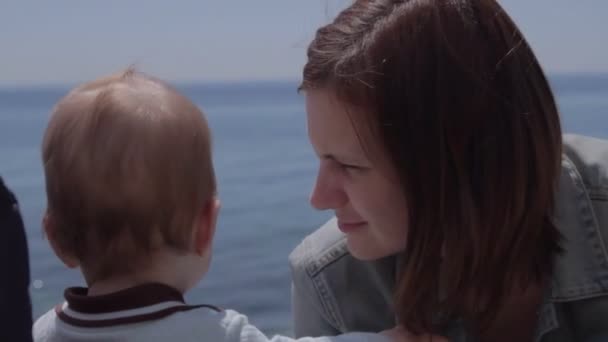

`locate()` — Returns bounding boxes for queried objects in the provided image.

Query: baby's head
[41,68,219,291]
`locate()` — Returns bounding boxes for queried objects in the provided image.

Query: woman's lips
[337,220,367,233]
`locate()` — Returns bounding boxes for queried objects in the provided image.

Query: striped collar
[56,282,220,328]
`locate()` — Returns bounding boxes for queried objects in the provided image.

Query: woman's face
[306,89,409,260]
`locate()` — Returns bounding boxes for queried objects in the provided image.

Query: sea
[0,74,607,336]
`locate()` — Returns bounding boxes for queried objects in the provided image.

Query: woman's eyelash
[338,162,363,170]
[322,157,366,171]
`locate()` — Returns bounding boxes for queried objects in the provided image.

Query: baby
[32,69,407,342]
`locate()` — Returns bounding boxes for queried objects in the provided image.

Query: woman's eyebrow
[321,153,368,165]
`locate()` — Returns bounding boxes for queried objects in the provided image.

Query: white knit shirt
[33,283,389,342]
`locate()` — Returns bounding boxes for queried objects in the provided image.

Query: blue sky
[1,0,607,86]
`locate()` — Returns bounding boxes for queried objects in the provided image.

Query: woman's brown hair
[300,0,563,336]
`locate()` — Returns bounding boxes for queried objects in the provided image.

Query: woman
[289,0,608,341]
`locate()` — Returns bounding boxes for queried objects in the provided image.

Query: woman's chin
[346,235,388,261]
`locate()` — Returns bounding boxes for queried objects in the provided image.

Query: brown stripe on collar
[56,283,222,328]
[63,282,186,314]
[55,303,221,328]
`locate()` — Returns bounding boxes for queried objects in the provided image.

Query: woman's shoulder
[289,217,396,285]
[559,133,608,250]
[563,133,608,197]
[289,218,397,333]
[550,134,608,303]
[289,217,349,278]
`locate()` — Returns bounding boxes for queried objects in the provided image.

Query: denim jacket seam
[589,189,608,201]
[551,290,608,302]
[299,238,349,331]
[304,239,349,278]
[563,156,608,274]
[534,155,608,341]
[311,272,345,331]
[534,302,559,342]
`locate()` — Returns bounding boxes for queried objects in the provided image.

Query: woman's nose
[309,165,347,210]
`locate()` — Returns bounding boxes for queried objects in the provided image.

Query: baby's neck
[85,250,207,297]
[87,273,180,297]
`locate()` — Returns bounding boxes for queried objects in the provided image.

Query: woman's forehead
[306,91,361,139]
[306,90,385,161]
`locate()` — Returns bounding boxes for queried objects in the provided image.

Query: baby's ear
[193,197,220,256]
[43,211,80,268]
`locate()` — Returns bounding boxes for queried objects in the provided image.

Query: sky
[1,0,607,86]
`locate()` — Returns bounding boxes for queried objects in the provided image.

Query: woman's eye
[338,162,363,172]
[323,158,367,173]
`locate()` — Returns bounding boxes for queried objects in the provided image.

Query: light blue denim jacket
[289,134,608,342]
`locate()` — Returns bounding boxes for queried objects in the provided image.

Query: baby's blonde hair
[42,68,216,281]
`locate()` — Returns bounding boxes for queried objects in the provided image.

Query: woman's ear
[193,198,221,256]
[43,211,80,268]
